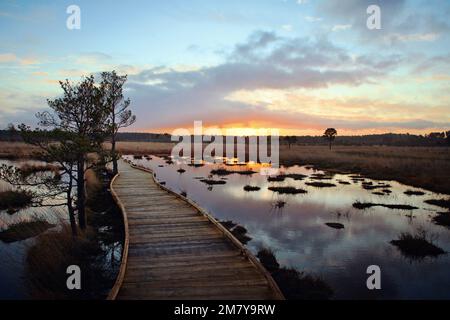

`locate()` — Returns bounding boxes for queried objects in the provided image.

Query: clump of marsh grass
[25,224,112,299]
[268,186,307,195]
[200,179,227,186]
[243,185,261,192]
[404,190,425,196]
[267,175,286,182]
[219,220,252,244]
[256,248,280,272]
[210,168,257,176]
[361,182,392,190]
[424,199,450,210]
[432,212,450,229]
[257,248,333,300]
[188,163,204,168]
[305,182,337,188]
[285,173,307,181]
[325,222,344,229]
[309,173,334,180]
[0,217,55,243]
[390,229,446,259]
[0,190,33,213]
[353,201,417,210]
[177,168,186,174]
[133,155,143,160]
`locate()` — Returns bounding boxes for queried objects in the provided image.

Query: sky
[1,0,450,136]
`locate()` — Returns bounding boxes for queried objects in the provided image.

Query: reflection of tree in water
[24,168,123,299]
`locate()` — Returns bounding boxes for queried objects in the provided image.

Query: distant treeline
[1,129,449,147]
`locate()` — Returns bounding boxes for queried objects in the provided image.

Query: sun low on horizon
[1,0,450,136]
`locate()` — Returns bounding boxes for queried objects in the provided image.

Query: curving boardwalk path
[111,160,283,300]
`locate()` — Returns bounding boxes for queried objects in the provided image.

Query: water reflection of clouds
[132,156,450,299]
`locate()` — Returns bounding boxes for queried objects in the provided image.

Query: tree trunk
[77,157,87,230]
[329,140,332,150]
[67,172,78,237]
[68,203,78,237]
[112,135,118,175]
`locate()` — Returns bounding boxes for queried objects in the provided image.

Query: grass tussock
[353,201,418,210]
[424,199,450,210]
[0,218,55,243]
[404,190,425,196]
[325,222,344,229]
[267,175,286,182]
[309,173,334,180]
[433,212,450,228]
[256,248,280,272]
[390,230,446,259]
[361,182,392,190]
[257,248,333,300]
[305,182,337,188]
[268,186,307,195]
[219,220,252,244]
[243,185,261,192]
[0,190,33,212]
[210,168,257,176]
[285,173,308,180]
[25,225,113,299]
[200,179,227,186]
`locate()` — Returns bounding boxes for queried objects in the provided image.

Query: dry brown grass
[0,142,41,159]
[104,141,174,156]
[2,141,449,194]
[280,145,450,194]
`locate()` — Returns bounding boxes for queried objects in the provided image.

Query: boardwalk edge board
[107,172,130,300]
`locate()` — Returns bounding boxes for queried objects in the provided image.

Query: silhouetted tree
[100,71,136,175]
[285,136,297,149]
[7,123,16,141]
[33,76,109,231]
[323,128,337,150]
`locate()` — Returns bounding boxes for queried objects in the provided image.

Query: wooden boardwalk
[110,160,283,300]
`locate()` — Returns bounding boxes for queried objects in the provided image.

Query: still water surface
[128,155,450,299]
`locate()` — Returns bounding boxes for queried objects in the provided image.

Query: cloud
[121,31,411,132]
[384,32,439,43]
[317,0,450,45]
[281,24,293,32]
[72,52,112,65]
[305,16,322,22]
[0,53,39,66]
[332,24,352,32]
